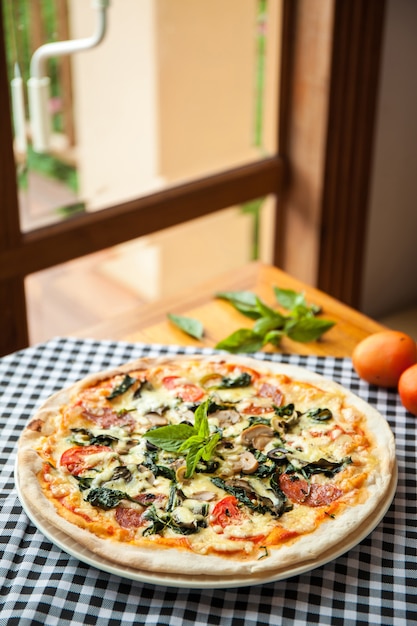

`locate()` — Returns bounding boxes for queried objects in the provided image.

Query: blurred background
[2,0,417,343]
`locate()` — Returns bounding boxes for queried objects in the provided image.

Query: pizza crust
[17,355,396,576]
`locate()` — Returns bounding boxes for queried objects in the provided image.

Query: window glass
[4,0,280,230]
[25,197,275,343]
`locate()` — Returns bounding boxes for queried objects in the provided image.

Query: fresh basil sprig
[214,287,335,353]
[143,399,221,478]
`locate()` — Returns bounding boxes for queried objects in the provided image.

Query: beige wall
[155,0,259,182]
[361,0,417,318]
[70,0,162,210]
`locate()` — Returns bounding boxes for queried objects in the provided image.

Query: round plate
[15,461,397,589]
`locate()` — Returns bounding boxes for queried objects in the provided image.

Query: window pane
[25,197,276,344]
[4,0,281,230]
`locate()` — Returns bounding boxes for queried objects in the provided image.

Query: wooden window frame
[0,0,386,357]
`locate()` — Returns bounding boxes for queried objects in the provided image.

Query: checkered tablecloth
[1,337,416,626]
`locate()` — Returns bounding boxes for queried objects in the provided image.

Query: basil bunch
[214,287,335,353]
[167,286,335,354]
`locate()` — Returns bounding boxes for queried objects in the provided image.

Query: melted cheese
[35,358,378,559]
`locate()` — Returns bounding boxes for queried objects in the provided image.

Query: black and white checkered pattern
[1,337,416,625]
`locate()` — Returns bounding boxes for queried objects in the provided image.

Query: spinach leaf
[299,456,352,478]
[85,487,128,510]
[142,450,176,481]
[217,372,252,388]
[305,408,333,421]
[210,477,271,515]
[142,505,202,536]
[106,374,136,400]
[74,476,94,491]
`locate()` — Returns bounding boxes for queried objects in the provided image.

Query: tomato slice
[60,445,112,476]
[210,496,242,528]
[162,376,205,402]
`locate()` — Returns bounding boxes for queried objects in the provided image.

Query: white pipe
[29,0,110,152]
[11,64,27,154]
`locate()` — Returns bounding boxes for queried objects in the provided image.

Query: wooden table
[76,262,385,357]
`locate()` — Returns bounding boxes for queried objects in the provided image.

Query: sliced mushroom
[192,491,217,502]
[237,450,259,474]
[240,424,274,450]
[212,408,240,426]
[146,412,169,426]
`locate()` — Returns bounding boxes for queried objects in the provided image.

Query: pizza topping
[162,376,205,403]
[210,495,242,530]
[26,356,391,565]
[240,424,275,450]
[257,382,283,405]
[115,506,145,529]
[278,474,343,507]
[60,445,113,476]
[210,407,240,426]
[235,450,259,474]
[81,405,136,430]
[106,374,136,400]
[305,407,333,422]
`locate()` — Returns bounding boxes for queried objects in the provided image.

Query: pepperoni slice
[115,506,145,529]
[81,405,136,430]
[60,445,112,476]
[257,383,283,405]
[240,403,272,415]
[279,473,343,507]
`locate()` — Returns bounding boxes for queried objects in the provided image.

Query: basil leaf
[274,287,306,310]
[285,317,335,342]
[106,374,136,400]
[215,291,261,319]
[178,434,205,452]
[254,296,278,318]
[194,398,210,437]
[262,330,284,347]
[253,314,285,336]
[185,442,205,478]
[143,423,196,451]
[200,432,221,461]
[215,329,264,354]
[167,313,204,340]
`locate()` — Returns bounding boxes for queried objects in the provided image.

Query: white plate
[15,462,397,589]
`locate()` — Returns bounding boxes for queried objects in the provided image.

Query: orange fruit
[398,363,417,416]
[352,330,417,388]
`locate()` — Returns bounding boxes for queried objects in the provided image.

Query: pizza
[17,354,396,577]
